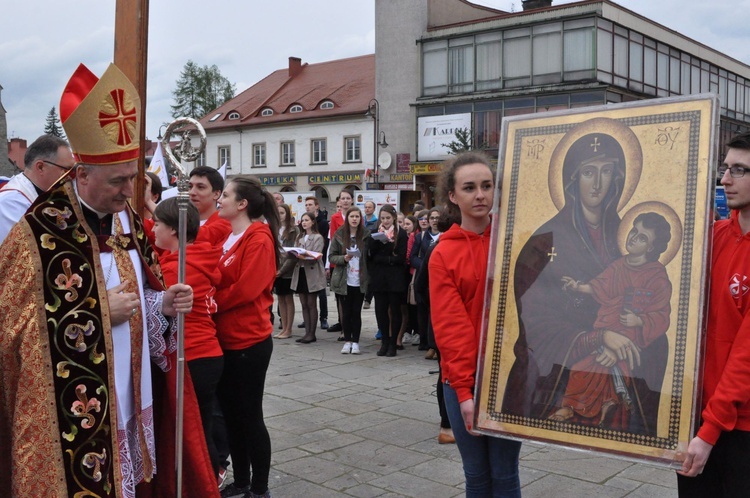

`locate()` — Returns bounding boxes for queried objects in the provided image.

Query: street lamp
[157,124,168,141]
[365,98,387,189]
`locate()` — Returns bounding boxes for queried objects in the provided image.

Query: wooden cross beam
[114,0,149,215]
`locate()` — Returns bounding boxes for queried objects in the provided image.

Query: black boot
[376,338,388,356]
[386,333,397,357]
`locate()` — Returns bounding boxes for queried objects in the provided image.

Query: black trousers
[317,288,328,320]
[374,291,404,344]
[341,286,365,343]
[187,355,224,475]
[217,336,273,494]
[677,429,750,497]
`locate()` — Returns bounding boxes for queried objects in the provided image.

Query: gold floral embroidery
[54,258,83,301]
[45,293,61,312]
[64,320,95,352]
[82,448,107,482]
[62,425,78,442]
[90,343,105,364]
[150,261,162,280]
[40,233,56,250]
[73,225,88,242]
[70,384,102,430]
[106,233,130,250]
[41,206,72,229]
[56,361,70,378]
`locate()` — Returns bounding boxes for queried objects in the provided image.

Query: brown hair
[378,203,400,243]
[154,197,200,243]
[299,211,320,235]
[277,203,295,234]
[227,175,282,266]
[436,151,494,227]
[343,206,365,249]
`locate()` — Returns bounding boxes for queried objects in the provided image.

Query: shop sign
[308,173,362,184]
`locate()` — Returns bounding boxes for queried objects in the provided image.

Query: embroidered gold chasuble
[0,177,167,497]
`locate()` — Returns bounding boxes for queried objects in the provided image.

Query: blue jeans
[444,383,522,498]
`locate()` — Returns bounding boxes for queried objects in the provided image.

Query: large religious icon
[474,94,718,467]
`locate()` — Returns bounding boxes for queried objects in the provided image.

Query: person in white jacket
[0,134,74,244]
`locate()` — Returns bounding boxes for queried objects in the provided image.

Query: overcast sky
[2,0,749,143]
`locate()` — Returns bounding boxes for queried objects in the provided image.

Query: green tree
[44,107,66,139]
[442,127,485,154]
[170,61,236,119]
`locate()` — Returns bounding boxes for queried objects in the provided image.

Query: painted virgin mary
[502,119,666,436]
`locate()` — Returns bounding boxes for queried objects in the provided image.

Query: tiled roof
[199,54,374,131]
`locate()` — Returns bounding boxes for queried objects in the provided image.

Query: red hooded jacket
[215,222,277,350]
[429,223,491,403]
[197,210,232,247]
[159,241,223,361]
[698,212,750,444]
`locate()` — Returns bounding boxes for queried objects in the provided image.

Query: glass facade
[419,14,750,157]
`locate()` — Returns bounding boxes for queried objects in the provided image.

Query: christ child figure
[551,212,672,430]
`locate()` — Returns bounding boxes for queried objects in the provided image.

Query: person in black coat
[368,204,408,357]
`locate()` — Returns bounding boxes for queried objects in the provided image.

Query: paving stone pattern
[221,300,678,497]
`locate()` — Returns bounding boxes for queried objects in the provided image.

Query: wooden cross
[114,0,149,216]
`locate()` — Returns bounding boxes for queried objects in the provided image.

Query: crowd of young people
[139,151,512,497]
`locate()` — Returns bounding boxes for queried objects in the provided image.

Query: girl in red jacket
[214,176,281,498]
[152,198,224,478]
[429,152,521,497]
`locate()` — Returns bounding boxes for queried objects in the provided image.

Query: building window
[504,28,532,88]
[345,136,361,162]
[289,104,303,113]
[448,37,474,93]
[253,143,266,168]
[311,139,327,164]
[281,141,295,165]
[261,108,273,116]
[197,151,205,167]
[423,40,448,96]
[476,33,502,91]
[218,146,230,168]
[320,101,334,109]
[228,111,240,120]
[209,113,222,122]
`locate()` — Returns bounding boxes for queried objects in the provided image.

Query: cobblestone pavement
[223,300,679,497]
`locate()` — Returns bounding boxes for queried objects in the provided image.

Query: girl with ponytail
[213,175,279,498]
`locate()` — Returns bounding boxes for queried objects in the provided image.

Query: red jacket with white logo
[215,222,277,350]
[159,241,223,361]
[699,212,750,444]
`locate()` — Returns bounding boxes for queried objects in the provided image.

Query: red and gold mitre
[60,63,141,165]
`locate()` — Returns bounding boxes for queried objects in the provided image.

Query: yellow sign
[388,174,413,182]
[409,163,443,175]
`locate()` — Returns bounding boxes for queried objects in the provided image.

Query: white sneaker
[411,333,420,345]
[341,342,352,354]
[351,343,361,354]
[402,333,413,345]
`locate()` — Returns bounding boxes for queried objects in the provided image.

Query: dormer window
[320,101,334,110]
[289,104,303,113]
[228,111,240,120]
[261,108,273,116]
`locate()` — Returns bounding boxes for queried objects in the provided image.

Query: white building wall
[204,116,375,205]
